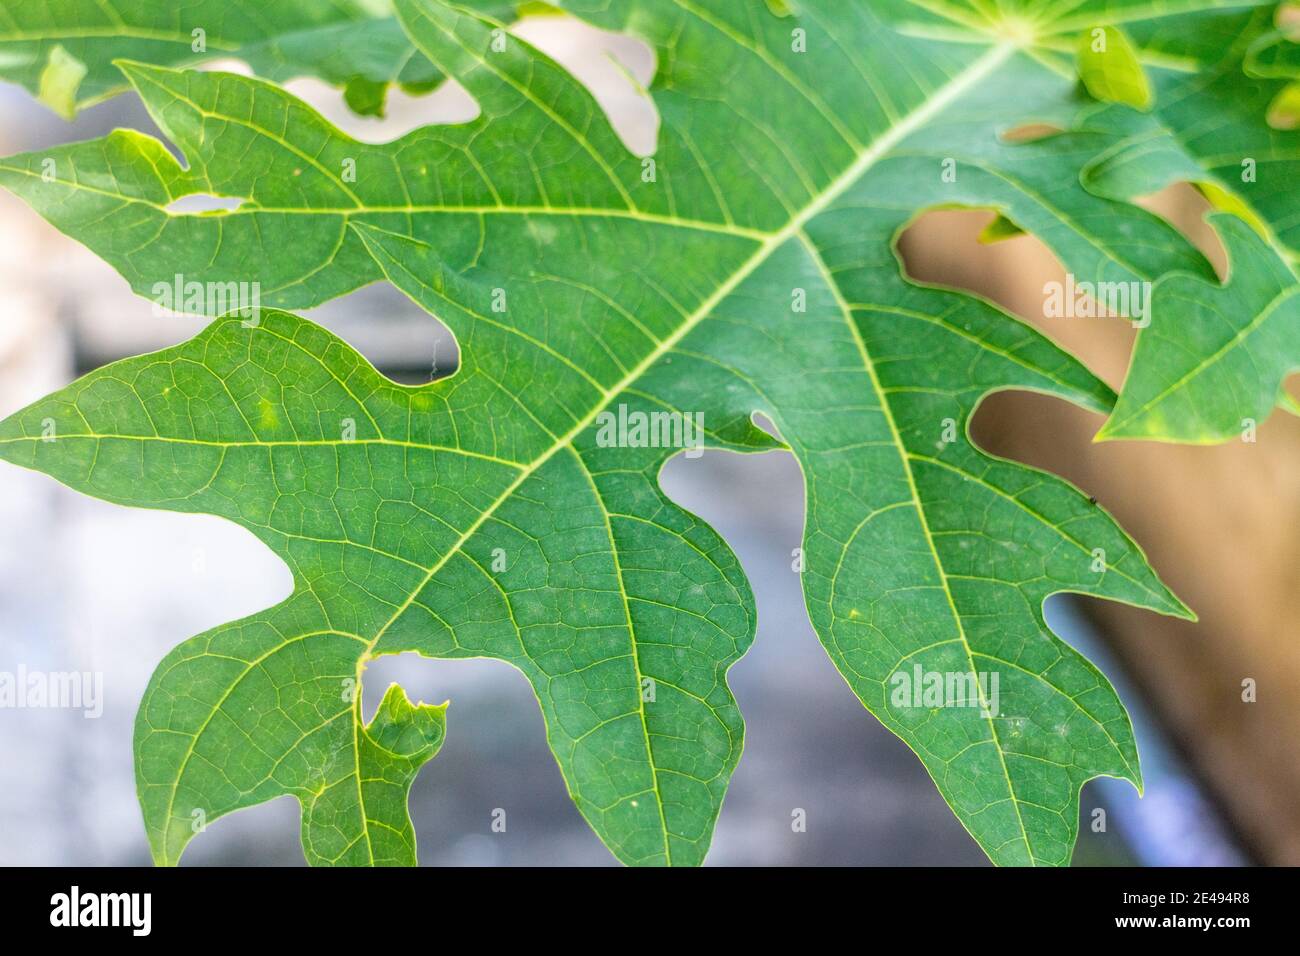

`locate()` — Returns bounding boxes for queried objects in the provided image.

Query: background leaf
[1074,6,1300,438]
[0,0,516,118]
[1076,25,1151,109]
[1098,213,1300,441]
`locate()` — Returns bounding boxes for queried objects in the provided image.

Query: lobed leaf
[1,0,1260,865]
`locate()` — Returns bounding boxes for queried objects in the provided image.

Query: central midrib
[363,40,1015,648]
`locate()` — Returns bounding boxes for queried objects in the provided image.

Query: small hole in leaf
[513,10,660,156]
[1278,2,1300,34]
[999,122,1063,144]
[197,57,481,145]
[163,193,245,215]
[284,75,480,143]
[302,284,460,386]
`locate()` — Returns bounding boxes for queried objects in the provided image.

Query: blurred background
[0,12,1296,867]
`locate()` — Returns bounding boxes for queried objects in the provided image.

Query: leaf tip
[1146,576,1197,622]
[1091,421,1119,443]
[111,57,160,83]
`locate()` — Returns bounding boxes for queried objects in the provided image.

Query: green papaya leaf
[0,0,1233,866]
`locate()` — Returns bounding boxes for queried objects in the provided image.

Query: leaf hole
[748,411,785,445]
[197,57,481,145]
[1279,2,1300,34]
[300,283,460,386]
[285,75,481,144]
[177,795,304,865]
[163,193,245,215]
[513,10,660,157]
[999,122,1063,144]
